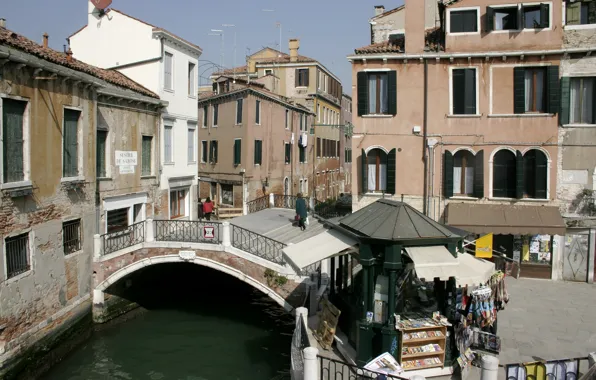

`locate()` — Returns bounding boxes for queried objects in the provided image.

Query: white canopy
[456,252,495,287]
[282,229,358,271]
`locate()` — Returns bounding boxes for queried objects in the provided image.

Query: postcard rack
[398,324,447,371]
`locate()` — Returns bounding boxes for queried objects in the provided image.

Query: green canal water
[41,263,295,380]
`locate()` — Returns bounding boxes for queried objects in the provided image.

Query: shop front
[446,203,567,280]
[284,199,505,378]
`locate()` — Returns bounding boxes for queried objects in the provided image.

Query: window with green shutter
[254,140,262,165]
[97,130,107,178]
[449,9,479,33]
[492,150,517,198]
[452,68,477,115]
[299,145,306,163]
[523,149,548,199]
[63,109,80,178]
[255,99,261,124]
[486,6,518,31]
[566,1,596,26]
[513,67,559,114]
[201,140,207,163]
[142,136,152,176]
[386,148,396,195]
[209,140,218,163]
[474,150,484,198]
[566,77,596,124]
[234,139,241,166]
[356,71,397,116]
[522,4,550,29]
[2,98,26,183]
[285,143,291,164]
[236,99,243,125]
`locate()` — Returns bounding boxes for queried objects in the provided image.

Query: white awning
[456,252,495,288]
[405,246,460,281]
[283,229,358,271]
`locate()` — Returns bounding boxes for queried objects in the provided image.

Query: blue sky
[2,0,403,92]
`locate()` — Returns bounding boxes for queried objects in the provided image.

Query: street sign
[203,226,215,239]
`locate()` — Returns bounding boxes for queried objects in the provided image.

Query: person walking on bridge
[295,193,307,231]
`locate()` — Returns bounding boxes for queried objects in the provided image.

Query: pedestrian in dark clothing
[203,197,214,221]
[198,198,204,221]
[295,193,308,231]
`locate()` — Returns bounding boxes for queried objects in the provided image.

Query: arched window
[453,150,475,196]
[523,149,547,199]
[367,149,387,192]
[493,150,517,198]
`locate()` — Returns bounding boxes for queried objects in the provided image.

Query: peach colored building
[197,77,315,213]
[348,0,596,280]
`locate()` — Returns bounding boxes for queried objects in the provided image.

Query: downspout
[422,59,429,216]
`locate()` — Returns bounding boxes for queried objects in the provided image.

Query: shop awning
[447,203,566,236]
[456,253,495,288]
[404,246,459,281]
[282,229,358,271]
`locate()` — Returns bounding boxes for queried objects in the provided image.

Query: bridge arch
[96,255,294,312]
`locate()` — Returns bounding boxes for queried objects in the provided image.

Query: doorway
[563,231,590,282]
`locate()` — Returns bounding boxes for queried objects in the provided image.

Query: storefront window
[513,235,553,265]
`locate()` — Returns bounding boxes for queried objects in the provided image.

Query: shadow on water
[42,263,294,380]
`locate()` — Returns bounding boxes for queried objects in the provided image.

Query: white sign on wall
[115,151,137,175]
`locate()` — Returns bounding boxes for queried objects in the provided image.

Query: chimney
[289,39,300,63]
[43,33,49,48]
[0,18,5,28]
[374,5,385,16]
[404,0,425,53]
[66,48,73,63]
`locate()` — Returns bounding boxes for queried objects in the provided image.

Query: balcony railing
[154,219,222,244]
[230,224,286,265]
[247,195,269,214]
[101,221,145,255]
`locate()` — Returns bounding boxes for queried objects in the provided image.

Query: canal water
[41,263,295,380]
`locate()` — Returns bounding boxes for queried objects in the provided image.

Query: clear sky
[1,0,403,94]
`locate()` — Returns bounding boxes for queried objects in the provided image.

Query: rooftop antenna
[89,0,112,15]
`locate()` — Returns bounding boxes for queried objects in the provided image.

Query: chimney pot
[0,18,5,28]
[289,38,300,63]
[374,5,385,16]
[43,33,49,48]
[66,48,73,63]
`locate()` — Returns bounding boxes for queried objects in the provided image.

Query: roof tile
[354,27,444,55]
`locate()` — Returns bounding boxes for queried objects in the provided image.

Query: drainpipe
[427,138,438,220]
[422,59,429,216]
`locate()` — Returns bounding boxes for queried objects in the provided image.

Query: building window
[234,139,242,166]
[213,104,219,127]
[236,98,243,125]
[188,62,196,96]
[296,68,309,87]
[303,179,308,195]
[63,219,82,255]
[356,71,397,116]
[209,140,218,164]
[170,189,187,219]
[451,68,477,115]
[566,1,596,26]
[97,130,107,178]
[201,140,208,163]
[453,150,475,196]
[523,149,548,199]
[317,104,320,122]
[299,114,304,131]
[265,69,273,75]
[570,77,595,124]
[256,99,261,124]
[5,233,30,279]
[486,6,518,31]
[493,150,517,198]
[336,141,340,158]
[299,145,306,163]
[523,4,549,29]
[254,140,262,165]
[285,143,291,164]
[164,125,173,163]
[316,137,321,157]
[202,106,208,127]
[221,184,234,206]
[2,99,27,183]
[285,109,290,129]
[142,135,152,176]
[107,208,128,233]
[364,149,388,192]
[164,51,173,91]
[514,66,559,114]
[187,127,196,163]
[449,9,479,33]
[63,108,80,178]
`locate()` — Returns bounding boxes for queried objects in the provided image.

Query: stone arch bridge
[92,206,326,323]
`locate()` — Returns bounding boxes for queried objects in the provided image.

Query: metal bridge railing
[154,220,222,244]
[247,195,269,214]
[230,224,286,265]
[505,357,590,380]
[318,356,408,380]
[101,221,146,255]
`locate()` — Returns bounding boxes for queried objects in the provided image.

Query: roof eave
[152,29,202,56]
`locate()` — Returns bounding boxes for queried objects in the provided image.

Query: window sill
[363,192,388,197]
[1,180,33,190]
[141,175,156,179]
[65,249,84,258]
[362,114,393,118]
[450,196,479,200]
[97,177,112,182]
[520,198,550,203]
[447,114,482,118]
[5,270,32,284]
[235,124,242,126]
[562,123,596,128]
[213,125,218,128]
[488,113,554,118]
[565,24,596,30]
[188,161,197,165]
[201,126,207,129]
[447,31,480,36]
[61,176,85,184]
[163,162,175,166]
[164,88,174,94]
[188,95,197,99]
